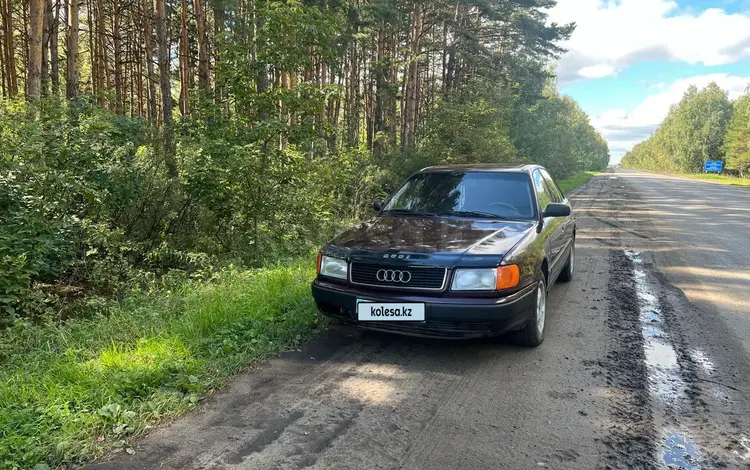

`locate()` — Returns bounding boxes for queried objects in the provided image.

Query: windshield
[383,171,536,220]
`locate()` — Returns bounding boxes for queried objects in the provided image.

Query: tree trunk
[86,0,95,96]
[318,58,326,136]
[373,23,388,154]
[94,0,106,104]
[113,0,123,114]
[127,29,133,116]
[134,13,143,116]
[0,34,5,97]
[155,0,178,178]
[445,4,460,91]
[49,0,59,95]
[22,0,29,91]
[1,0,18,96]
[213,3,224,103]
[365,48,374,150]
[441,22,447,92]
[0,29,4,96]
[255,8,269,96]
[27,0,44,101]
[347,41,359,147]
[178,0,189,115]
[333,68,342,146]
[142,0,156,121]
[387,31,396,146]
[96,0,108,105]
[41,0,51,95]
[194,0,209,92]
[403,3,423,148]
[65,0,77,99]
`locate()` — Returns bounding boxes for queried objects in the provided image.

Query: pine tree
[28,0,45,101]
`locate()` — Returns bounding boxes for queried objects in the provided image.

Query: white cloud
[592,73,750,162]
[549,0,750,84]
[578,64,617,79]
[647,82,666,91]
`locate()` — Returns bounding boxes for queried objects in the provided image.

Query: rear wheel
[557,241,575,283]
[514,278,547,347]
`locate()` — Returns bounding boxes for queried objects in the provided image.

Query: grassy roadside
[680,173,750,187]
[620,166,750,188]
[0,261,321,469]
[558,171,599,194]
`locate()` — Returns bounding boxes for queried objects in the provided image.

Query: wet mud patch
[620,248,750,469]
[652,274,750,468]
[602,249,656,469]
[623,250,712,469]
[660,430,701,469]
[654,296,704,411]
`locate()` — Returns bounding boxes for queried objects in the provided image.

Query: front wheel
[514,278,547,347]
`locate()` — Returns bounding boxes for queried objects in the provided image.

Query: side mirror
[373,200,385,212]
[543,203,571,218]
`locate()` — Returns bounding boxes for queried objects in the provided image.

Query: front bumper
[311,279,537,339]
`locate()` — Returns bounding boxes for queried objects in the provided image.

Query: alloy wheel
[536,281,547,336]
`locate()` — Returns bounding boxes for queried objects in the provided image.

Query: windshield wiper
[448,210,509,220]
[382,208,439,217]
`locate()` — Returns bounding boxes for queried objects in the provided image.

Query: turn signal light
[496,265,520,290]
[316,252,323,274]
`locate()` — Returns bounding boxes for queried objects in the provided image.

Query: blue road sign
[704,160,723,173]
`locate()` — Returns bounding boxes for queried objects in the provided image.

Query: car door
[540,169,575,265]
[532,170,567,280]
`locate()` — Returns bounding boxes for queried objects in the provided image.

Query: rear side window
[540,169,564,203]
[533,170,555,211]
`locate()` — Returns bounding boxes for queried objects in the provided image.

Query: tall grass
[558,171,599,194]
[0,262,321,469]
[682,173,750,187]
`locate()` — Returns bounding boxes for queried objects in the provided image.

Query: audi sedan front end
[311,164,575,346]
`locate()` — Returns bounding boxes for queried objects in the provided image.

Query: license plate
[356,300,425,321]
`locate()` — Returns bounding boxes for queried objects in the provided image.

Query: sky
[548,0,750,163]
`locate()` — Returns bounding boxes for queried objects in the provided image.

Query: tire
[514,277,547,347]
[557,241,575,283]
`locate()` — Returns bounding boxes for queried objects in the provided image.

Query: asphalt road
[613,169,750,355]
[90,170,750,470]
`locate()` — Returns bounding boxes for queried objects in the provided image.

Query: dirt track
[89,171,750,470]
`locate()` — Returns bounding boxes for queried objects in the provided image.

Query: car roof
[419,163,542,174]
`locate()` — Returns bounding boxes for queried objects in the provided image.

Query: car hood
[329,216,535,257]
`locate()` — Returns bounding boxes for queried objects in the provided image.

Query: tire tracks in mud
[602,249,656,469]
[580,176,656,469]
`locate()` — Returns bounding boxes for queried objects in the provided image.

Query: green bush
[0,98,377,323]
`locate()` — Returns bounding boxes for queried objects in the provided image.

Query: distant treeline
[622,83,750,176]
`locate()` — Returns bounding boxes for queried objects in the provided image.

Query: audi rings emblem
[376,269,412,283]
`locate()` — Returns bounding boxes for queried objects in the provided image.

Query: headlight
[451,269,497,291]
[451,265,520,291]
[319,255,348,280]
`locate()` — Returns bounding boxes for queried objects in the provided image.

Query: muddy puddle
[661,430,701,469]
[624,250,704,468]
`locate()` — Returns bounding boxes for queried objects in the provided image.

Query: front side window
[533,170,554,212]
[540,169,564,203]
[383,172,536,220]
